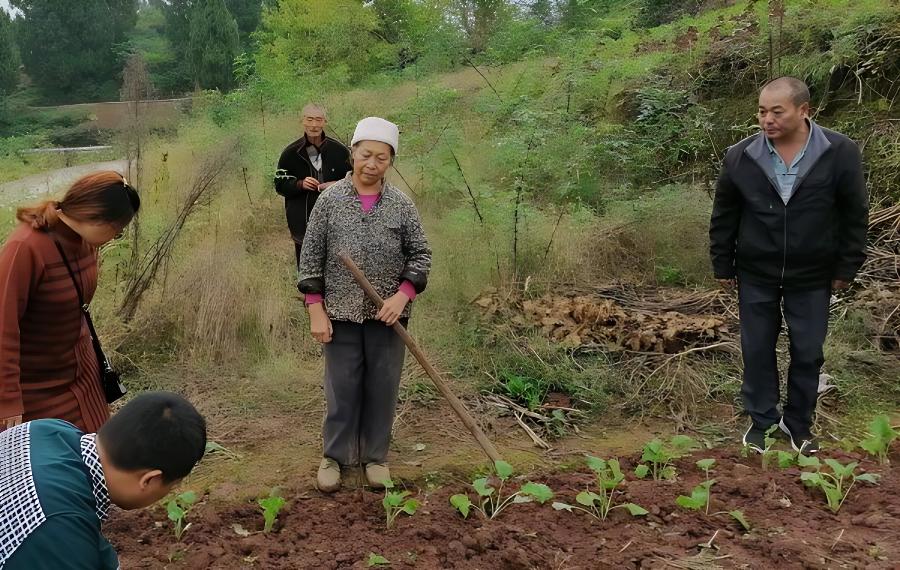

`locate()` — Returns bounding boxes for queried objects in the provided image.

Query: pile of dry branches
[853,204,900,350]
[475,286,735,355]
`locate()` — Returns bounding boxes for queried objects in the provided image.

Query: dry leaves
[476,292,730,354]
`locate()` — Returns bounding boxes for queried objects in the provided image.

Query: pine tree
[0,9,19,95]
[224,0,262,47]
[187,0,240,90]
[10,0,138,101]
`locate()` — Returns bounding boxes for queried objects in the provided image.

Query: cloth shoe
[742,423,769,454]
[316,458,341,493]
[779,418,819,454]
[365,463,391,489]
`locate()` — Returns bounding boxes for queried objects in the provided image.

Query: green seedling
[860,415,899,465]
[775,450,796,469]
[258,489,286,533]
[382,479,419,528]
[757,426,780,471]
[450,460,553,520]
[552,456,647,520]
[728,509,751,531]
[167,491,198,541]
[676,458,717,514]
[798,455,880,513]
[367,553,390,567]
[634,435,698,480]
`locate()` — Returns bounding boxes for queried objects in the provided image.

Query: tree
[255,0,390,85]
[224,0,262,46]
[451,0,510,52]
[187,0,240,90]
[10,0,138,102]
[370,0,464,70]
[528,0,553,26]
[163,0,192,56]
[0,9,19,95]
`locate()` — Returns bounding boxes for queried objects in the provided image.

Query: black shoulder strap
[52,239,109,369]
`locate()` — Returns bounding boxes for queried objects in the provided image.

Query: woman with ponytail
[0,171,140,432]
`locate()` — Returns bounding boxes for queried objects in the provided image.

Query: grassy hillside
[2,0,898,482]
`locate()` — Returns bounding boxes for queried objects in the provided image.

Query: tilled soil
[106,447,899,569]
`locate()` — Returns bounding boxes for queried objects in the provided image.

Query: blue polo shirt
[765,122,812,204]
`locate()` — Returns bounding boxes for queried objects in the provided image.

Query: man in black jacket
[274,103,351,269]
[709,77,868,454]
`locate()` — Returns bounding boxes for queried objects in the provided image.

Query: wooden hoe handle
[338,252,502,463]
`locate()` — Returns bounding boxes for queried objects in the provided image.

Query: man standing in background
[274,103,351,270]
[709,77,868,455]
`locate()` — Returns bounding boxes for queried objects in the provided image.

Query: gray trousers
[322,319,407,465]
[738,282,830,436]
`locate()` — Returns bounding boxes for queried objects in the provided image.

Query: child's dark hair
[98,391,207,483]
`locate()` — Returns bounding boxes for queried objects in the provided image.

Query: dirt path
[0,159,129,207]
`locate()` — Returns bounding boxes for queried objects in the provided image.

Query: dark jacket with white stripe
[709,125,868,289]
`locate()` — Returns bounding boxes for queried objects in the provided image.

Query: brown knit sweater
[0,223,107,432]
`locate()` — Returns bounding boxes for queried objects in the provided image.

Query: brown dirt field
[106,446,898,569]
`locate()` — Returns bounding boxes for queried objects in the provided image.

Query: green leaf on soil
[552,502,574,511]
[367,553,390,567]
[166,501,184,522]
[624,503,649,516]
[671,435,697,451]
[729,510,751,531]
[776,451,796,468]
[797,454,821,469]
[402,499,419,515]
[520,482,554,504]
[696,458,716,471]
[855,473,881,484]
[494,460,514,480]
[450,494,472,518]
[576,491,600,507]
[634,464,650,479]
[585,455,606,473]
[473,478,495,497]
[676,484,709,511]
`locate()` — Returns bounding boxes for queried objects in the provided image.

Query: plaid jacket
[298,175,432,323]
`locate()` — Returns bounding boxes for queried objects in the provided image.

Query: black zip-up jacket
[274,134,351,241]
[709,126,868,289]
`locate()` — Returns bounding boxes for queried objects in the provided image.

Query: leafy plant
[450,460,553,520]
[729,509,751,531]
[382,479,419,528]
[167,491,198,541]
[634,435,698,480]
[258,490,286,533]
[798,455,880,513]
[745,426,781,471]
[367,552,390,567]
[552,456,647,520]
[500,371,544,410]
[676,459,716,514]
[860,415,899,465]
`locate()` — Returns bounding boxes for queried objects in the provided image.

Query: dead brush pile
[474,285,741,430]
[475,286,735,355]
[853,204,900,351]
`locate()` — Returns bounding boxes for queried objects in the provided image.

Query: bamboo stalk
[338,252,502,463]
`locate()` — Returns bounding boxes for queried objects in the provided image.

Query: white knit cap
[351,117,399,155]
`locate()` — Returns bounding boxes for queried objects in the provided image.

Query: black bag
[53,239,127,404]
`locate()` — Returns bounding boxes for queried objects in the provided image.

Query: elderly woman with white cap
[298,117,432,493]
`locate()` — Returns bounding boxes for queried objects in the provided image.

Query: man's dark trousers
[739,281,830,436]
